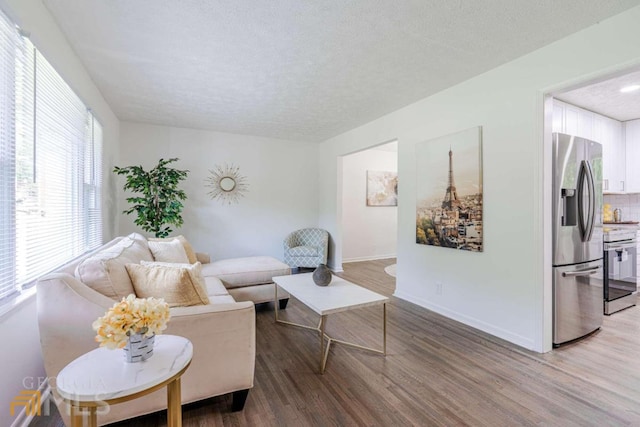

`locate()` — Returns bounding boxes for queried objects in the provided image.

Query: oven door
[604,240,637,302]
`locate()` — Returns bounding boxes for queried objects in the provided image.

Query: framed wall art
[205,163,249,205]
[366,170,398,206]
[415,126,483,252]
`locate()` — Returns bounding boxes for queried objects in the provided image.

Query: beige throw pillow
[125,262,210,307]
[148,238,190,263]
[149,235,198,264]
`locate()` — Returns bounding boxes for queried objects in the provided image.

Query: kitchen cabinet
[553,100,593,139]
[553,99,625,192]
[596,115,625,192]
[563,103,593,139]
[624,120,640,193]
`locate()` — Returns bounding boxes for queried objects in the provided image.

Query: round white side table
[56,335,192,427]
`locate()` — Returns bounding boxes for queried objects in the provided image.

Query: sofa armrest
[38,272,256,426]
[165,301,256,394]
[37,273,119,380]
[196,252,211,264]
[283,232,296,250]
[319,231,329,263]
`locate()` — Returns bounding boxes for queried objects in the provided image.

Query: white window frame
[0,7,103,309]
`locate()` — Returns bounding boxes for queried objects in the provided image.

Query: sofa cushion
[126,262,210,307]
[228,283,290,305]
[208,294,236,304]
[75,236,154,300]
[149,235,198,264]
[202,256,291,289]
[148,238,190,263]
[204,276,230,297]
[287,245,318,256]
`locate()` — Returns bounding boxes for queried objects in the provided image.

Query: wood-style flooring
[31,258,640,426]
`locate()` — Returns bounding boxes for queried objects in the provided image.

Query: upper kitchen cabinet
[553,99,625,192]
[596,115,625,192]
[624,120,640,193]
[563,102,593,139]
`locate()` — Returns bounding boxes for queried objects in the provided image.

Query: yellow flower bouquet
[92,294,170,350]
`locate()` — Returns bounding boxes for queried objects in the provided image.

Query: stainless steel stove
[603,227,637,315]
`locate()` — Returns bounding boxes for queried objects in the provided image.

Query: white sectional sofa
[36,233,290,426]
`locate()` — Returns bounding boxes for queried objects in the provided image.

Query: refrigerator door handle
[562,266,600,277]
[577,160,595,242]
[585,160,596,242]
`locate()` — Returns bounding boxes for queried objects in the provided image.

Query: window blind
[16,51,89,285]
[0,10,18,300]
[85,114,103,250]
[0,6,103,301]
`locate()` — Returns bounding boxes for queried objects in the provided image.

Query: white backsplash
[604,194,640,222]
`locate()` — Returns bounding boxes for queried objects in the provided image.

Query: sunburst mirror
[205,164,249,204]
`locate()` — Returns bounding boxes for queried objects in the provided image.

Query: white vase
[123,333,155,363]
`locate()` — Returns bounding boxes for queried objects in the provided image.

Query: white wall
[318,6,640,353]
[0,297,45,427]
[342,148,397,262]
[118,122,319,261]
[0,2,120,425]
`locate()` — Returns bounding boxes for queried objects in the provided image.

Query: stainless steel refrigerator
[552,133,603,346]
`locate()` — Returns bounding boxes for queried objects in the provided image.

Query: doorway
[544,66,640,349]
[340,141,398,275]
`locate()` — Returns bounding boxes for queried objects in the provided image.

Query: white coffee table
[273,273,389,374]
[56,335,192,427]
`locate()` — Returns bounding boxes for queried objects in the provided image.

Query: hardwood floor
[32,258,640,426]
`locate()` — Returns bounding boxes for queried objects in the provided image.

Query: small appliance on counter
[613,208,622,223]
[552,133,603,346]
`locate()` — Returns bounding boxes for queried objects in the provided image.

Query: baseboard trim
[393,289,537,352]
[328,265,344,273]
[11,379,50,427]
[342,254,396,263]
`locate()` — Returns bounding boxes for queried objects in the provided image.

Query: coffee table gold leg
[319,315,326,374]
[167,378,182,427]
[383,303,387,355]
[88,407,97,427]
[274,284,279,322]
[70,405,82,427]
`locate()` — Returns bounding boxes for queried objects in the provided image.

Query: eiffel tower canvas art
[416,127,483,252]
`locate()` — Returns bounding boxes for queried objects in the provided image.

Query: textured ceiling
[556,69,640,121]
[42,0,640,142]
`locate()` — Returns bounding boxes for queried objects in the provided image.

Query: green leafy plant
[114,158,189,238]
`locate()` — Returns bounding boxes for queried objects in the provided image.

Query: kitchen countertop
[603,221,639,225]
[601,225,638,241]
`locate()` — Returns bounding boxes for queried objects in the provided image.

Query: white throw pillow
[75,236,152,300]
[148,235,198,264]
[140,260,192,268]
[148,238,190,263]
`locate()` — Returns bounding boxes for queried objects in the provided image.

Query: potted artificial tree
[114,158,189,238]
